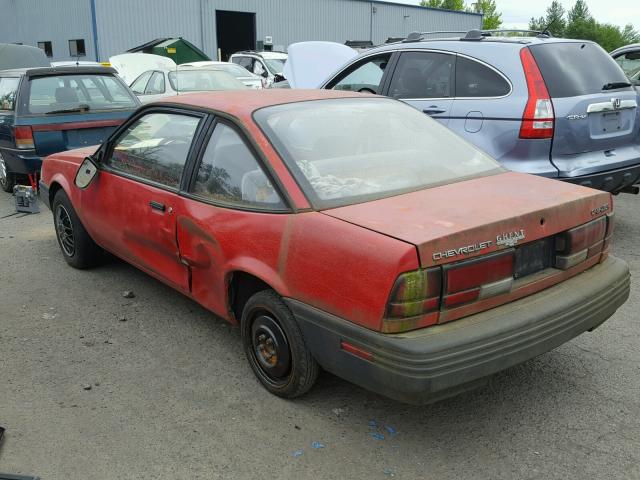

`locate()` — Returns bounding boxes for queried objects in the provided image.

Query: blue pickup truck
[0,66,139,192]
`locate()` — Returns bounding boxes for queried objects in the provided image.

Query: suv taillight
[14,126,35,150]
[519,47,554,139]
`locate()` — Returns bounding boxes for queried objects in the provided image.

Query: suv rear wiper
[602,82,632,90]
[46,104,91,115]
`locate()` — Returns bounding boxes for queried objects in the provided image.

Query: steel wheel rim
[250,313,292,385]
[0,154,7,187]
[55,204,75,257]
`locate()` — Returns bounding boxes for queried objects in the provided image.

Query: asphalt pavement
[0,189,638,480]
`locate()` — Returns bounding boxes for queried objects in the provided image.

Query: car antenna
[540,19,556,37]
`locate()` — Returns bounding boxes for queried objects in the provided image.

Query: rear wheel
[241,290,319,398]
[52,189,102,269]
[0,153,15,193]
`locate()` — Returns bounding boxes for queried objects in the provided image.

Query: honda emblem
[612,98,622,110]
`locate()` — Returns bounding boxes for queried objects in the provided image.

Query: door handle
[423,107,446,115]
[149,200,166,212]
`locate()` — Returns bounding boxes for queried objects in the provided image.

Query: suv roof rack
[401,29,552,43]
[233,50,287,56]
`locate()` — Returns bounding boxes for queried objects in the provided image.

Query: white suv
[230,51,287,87]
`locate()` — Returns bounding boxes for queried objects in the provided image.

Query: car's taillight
[555,216,607,269]
[603,213,615,252]
[443,250,514,308]
[382,268,441,333]
[519,47,554,139]
[14,126,35,150]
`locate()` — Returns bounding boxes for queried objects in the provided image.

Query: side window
[455,56,510,97]
[130,71,152,95]
[329,54,392,93]
[0,77,20,111]
[105,112,200,189]
[388,51,454,99]
[616,53,640,83]
[145,71,166,95]
[191,123,284,209]
[234,56,254,71]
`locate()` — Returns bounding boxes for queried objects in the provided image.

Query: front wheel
[241,290,319,398]
[52,189,102,269]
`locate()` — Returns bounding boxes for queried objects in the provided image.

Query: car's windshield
[264,58,286,75]
[615,52,640,84]
[210,63,255,78]
[168,70,246,92]
[255,98,502,208]
[25,73,137,114]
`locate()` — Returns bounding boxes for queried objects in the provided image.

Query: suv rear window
[529,42,631,98]
[0,77,20,110]
[23,73,137,114]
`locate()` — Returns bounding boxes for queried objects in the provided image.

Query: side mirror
[75,157,99,189]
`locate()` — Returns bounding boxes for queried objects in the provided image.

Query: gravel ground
[0,189,638,480]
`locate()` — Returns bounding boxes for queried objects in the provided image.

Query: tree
[474,0,502,29]
[621,24,640,44]
[420,0,465,10]
[567,0,591,23]
[529,1,566,36]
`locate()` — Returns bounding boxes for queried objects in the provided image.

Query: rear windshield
[0,77,20,111]
[168,70,246,92]
[529,42,632,98]
[24,73,137,115]
[254,98,502,209]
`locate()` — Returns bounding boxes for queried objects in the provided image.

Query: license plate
[602,111,621,133]
[514,237,554,279]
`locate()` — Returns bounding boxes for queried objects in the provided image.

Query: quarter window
[191,123,284,209]
[329,54,392,94]
[0,77,20,111]
[106,112,201,189]
[145,71,165,95]
[388,51,454,99]
[455,56,510,97]
[131,71,152,94]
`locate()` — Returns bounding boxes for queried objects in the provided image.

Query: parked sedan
[40,90,629,404]
[130,68,246,104]
[0,66,139,192]
[179,61,263,89]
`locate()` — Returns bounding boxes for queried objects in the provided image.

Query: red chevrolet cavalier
[40,90,630,404]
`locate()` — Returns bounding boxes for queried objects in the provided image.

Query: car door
[177,120,288,317]
[80,108,206,292]
[325,52,396,94]
[384,50,455,125]
[448,55,513,157]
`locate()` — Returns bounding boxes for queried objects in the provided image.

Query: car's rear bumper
[560,163,640,193]
[286,256,629,404]
[0,147,42,175]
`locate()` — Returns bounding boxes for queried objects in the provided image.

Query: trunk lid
[322,172,611,268]
[529,42,640,177]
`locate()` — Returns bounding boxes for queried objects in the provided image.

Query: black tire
[52,189,102,269]
[0,153,15,193]
[241,290,319,399]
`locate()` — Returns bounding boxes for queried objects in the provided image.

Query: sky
[384,0,639,30]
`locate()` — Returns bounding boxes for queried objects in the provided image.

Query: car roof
[610,43,640,56]
[158,89,371,117]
